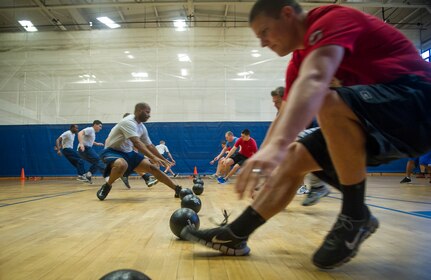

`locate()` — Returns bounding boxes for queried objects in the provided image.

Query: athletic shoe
[76,175,90,183]
[217,177,228,184]
[174,185,182,198]
[302,186,330,206]
[400,177,412,183]
[120,176,131,189]
[296,185,309,195]
[86,175,93,184]
[97,183,112,201]
[312,213,379,269]
[180,225,250,256]
[144,177,158,188]
[209,174,218,179]
[173,173,179,178]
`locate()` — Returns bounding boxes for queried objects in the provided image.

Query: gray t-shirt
[81,127,96,147]
[60,130,75,149]
[105,115,152,153]
[156,144,169,155]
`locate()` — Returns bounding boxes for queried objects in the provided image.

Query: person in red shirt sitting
[217,129,258,184]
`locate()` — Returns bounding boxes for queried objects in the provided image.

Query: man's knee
[318,90,356,123]
[112,158,128,171]
[284,142,319,176]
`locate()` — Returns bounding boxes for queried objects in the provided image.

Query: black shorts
[230,153,249,166]
[298,75,431,189]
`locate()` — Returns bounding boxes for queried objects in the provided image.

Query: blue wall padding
[0,122,409,177]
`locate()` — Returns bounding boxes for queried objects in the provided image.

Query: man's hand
[78,144,85,152]
[235,143,288,199]
[152,157,170,168]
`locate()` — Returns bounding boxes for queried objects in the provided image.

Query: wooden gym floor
[0,175,430,280]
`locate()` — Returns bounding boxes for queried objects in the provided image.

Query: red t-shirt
[283,5,431,100]
[234,137,258,158]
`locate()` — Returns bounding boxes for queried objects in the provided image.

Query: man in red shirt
[181,0,431,269]
[217,129,258,184]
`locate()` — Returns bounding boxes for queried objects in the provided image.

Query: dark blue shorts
[100,148,144,177]
[419,151,431,166]
[298,75,431,189]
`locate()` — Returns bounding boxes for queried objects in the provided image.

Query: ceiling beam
[32,0,67,30]
[2,1,430,11]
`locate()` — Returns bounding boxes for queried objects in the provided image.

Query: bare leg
[224,164,241,180]
[406,160,415,177]
[135,159,177,191]
[107,159,128,186]
[317,90,366,185]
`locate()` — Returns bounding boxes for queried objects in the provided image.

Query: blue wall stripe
[0,122,408,177]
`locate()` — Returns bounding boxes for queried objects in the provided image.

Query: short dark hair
[135,102,150,112]
[241,129,250,136]
[271,87,285,98]
[249,0,303,23]
[93,120,102,126]
[221,140,226,145]
[70,124,77,130]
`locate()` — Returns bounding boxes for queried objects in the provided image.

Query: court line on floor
[0,191,87,202]
[327,196,431,220]
[0,190,88,208]
[365,195,431,205]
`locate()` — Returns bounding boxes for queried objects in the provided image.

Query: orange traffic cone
[20,168,26,180]
[193,166,198,176]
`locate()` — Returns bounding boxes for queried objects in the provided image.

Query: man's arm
[223,146,238,161]
[167,152,175,163]
[269,45,344,147]
[150,144,171,167]
[77,130,85,151]
[55,137,62,156]
[129,137,167,167]
[215,146,228,161]
[236,45,345,197]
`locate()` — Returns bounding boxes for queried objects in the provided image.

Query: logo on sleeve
[309,30,323,46]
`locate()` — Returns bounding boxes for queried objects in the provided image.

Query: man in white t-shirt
[156,140,178,177]
[77,120,105,183]
[97,103,183,201]
[55,124,88,182]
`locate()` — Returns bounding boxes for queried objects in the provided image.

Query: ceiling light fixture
[96,17,120,29]
[174,19,187,31]
[18,20,37,32]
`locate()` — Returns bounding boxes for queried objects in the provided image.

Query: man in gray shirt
[97,102,182,200]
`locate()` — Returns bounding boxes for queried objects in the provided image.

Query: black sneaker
[174,185,182,198]
[97,183,112,201]
[144,177,158,188]
[302,185,330,206]
[180,225,250,256]
[312,213,379,269]
[173,173,179,178]
[120,176,131,189]
[400,177,411,183]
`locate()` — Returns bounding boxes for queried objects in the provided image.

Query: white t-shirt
[60,130,75,149]
[81,127,96,147]
[156,144,169,155]
[105,115,152,153]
